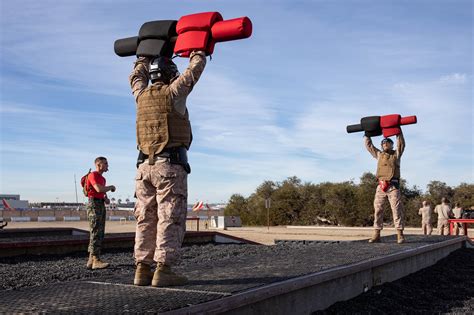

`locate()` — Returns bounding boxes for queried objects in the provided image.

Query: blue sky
[0,0,472,203]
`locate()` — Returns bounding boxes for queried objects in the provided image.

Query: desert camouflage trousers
[134,160,188,266]
[421,222,433,235]
[453,222,465,235]
[87,198,106,255]
[437,219,450,235]
[373,185,404,230]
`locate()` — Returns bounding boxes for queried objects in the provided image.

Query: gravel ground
[317,248,474,314]
[1,238,472,313]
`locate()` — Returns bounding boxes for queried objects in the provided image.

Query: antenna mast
[74,174,79,204]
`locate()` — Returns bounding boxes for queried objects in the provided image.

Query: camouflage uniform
[130,51,206,266]
[365,133,405,230]
[134,162,188,265]
[434,203,452,235]
[418,205,433,235]
[87,198,106,255]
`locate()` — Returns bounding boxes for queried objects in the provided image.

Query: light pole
[74,174,79,204]
[265,198,271,231]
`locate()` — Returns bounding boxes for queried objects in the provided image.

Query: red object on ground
[174,12,252,56]
[87,171,106,199]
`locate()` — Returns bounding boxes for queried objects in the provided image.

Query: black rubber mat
[0,235,460,313]
[0,281,226,313]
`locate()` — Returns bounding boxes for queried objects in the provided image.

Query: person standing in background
[418,200,433,235]
[452,202,464,235]
[434,198,453,235]
[85,156,116,269]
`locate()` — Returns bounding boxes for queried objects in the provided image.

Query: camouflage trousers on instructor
[373,185,404,230]
[87,198,106,255]
[134,160,188,266]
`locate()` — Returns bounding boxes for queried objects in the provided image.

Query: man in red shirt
[85,156,116,269]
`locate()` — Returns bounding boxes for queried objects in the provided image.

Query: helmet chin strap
[149,56,179,84]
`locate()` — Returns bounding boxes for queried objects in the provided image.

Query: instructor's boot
[397,230,405,244]
[91,255,109,270]
[152,263,188,287]
[134,263,153,286]
[86,253,93,270]
[368,230,381,243]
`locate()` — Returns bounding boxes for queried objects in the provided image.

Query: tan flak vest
[136,84,192,164]
[376,150,400,181]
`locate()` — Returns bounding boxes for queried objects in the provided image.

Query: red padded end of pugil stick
[382,127,402,137]
[174,31,209,55]
[400,115,417,125]
[211,17,253,42]
[380,114,401,128]
[176,12,223,34]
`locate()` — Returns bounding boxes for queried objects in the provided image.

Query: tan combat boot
[134,262,153,286]
[397,230,405,244]
[91,255,109,270]
[368,230,381,243]
[86,253,93,270]
[152,263,188,287]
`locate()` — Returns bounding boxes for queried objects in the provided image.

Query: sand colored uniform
[365,133,405,230]
[452,206,464,235]
[130,51,206,266]
[434,204,452,235]
[418,205,432,235]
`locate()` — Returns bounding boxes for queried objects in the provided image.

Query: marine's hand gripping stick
[114,12,252,58]
[346,114,417,137]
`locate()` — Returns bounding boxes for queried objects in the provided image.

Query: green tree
[452,183,474,209]
[354,172,377,226]
[298,183,324,225]
[315,182,355,226]
[399,181,422,226]
[224,194,247,216]
[271,177,303,225]
[225,174,469,228]
[426,181,454,205]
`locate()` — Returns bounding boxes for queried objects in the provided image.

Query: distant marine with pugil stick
[347,114,418,244]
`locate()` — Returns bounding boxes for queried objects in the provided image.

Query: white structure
[210,216,242,229]
[63,216,81,221]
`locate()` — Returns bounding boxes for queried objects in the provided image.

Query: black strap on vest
[136,147,191,174]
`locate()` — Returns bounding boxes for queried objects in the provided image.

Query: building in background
[37,202,83,210]
[0,194,29,210]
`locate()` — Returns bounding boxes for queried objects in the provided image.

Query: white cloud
[439,73,467,85]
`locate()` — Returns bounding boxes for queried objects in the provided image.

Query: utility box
[210,216,242,229]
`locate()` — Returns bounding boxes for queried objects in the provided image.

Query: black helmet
[149,56,179,84]
[381,138,394,146]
